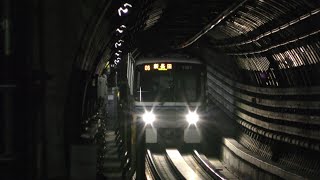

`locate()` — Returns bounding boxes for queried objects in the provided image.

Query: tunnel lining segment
[223,138,306,180]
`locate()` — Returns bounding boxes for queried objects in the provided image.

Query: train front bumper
[145,125,201,144]
[135,104,204,144]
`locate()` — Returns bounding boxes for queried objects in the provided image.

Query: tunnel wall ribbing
[199,49,320,177]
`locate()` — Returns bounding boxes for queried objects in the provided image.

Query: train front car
[133,57,206,148]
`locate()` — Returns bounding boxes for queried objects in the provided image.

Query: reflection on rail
[146,149,162,180]
[193,150,226,180]
[146,149,227,180]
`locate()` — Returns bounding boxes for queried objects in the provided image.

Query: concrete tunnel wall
[191,47,320,178]
[2,0,320,179]
[9,0,125,178]
[10,0,109,178]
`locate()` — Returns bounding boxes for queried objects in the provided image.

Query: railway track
[146,149,227,180]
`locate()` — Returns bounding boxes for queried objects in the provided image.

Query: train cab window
[175,73,197,101]
[134,63,204,102]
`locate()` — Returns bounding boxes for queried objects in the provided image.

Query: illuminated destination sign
[144,63,172,71]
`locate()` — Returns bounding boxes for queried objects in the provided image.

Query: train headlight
[142,111,155,124]
[186,111,199,125]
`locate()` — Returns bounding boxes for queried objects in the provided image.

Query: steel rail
[165,150,186,180]
[146,149,162,180]
[192,150,226,180]
[182,154,213,179]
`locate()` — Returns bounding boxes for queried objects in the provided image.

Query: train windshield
[134,63,205,102]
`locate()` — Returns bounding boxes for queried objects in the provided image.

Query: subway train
[131,55,206,147]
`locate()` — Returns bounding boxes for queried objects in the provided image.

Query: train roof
[135,58,202,65]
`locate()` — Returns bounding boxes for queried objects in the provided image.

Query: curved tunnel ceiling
[131,0,320,54]
[205,0,320,72]
[93,0,244,64]
[82,0,320,82]
[133,0,236,52]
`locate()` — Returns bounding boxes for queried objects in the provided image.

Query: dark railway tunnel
[1,0,320,179]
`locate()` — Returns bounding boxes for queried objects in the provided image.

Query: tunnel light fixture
[142,111,155,124]
[114,40,124,48]
[114,57,121,65]
[118,3,132,16]
[116,25,127,34]
[186,111,199,125]
[116,25,126,33]
[116,28,124,34]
